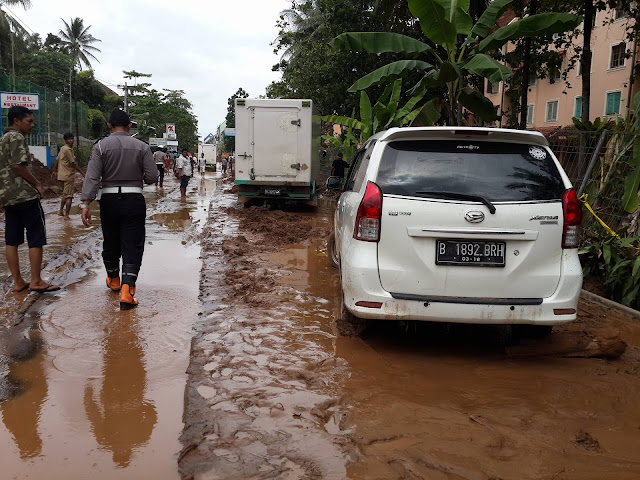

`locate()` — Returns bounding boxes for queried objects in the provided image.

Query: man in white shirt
[176,148,192,197]
[199,153,206,176]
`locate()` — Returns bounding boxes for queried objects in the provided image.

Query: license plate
[264,189,281,195]
[436,239,506,267]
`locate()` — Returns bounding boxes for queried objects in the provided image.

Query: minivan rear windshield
[376,140,565,202]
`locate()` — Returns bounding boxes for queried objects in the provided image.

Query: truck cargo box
[234,98,320,202]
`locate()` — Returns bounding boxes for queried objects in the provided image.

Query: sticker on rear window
[529,146,547,160]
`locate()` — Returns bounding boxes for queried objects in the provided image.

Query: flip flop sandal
[29,284,61,293]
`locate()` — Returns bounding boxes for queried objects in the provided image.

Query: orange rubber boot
[120,284,138,310]
[106,276,121,292]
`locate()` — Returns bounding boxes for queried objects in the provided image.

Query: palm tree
[0,0,32,86]
[59,17,101,143]
[273,0,325,59]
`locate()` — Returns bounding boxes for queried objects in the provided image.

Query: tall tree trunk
[581,0,593,122]
[519,0,538,129]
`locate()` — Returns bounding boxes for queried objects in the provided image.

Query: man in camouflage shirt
[0,106,60,293]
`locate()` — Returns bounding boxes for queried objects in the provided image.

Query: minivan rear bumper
[342,246,582,325]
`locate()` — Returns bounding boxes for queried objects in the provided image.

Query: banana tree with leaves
[330,0,582,126]
[321,78,441,150]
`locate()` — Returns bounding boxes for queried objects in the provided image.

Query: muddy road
[0,172,215,479]
[1,172,639,480]
[181,184,640,479]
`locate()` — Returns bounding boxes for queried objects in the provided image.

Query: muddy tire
[337,291,367,337]
[327,233,339,269]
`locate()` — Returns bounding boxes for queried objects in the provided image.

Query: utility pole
[10,33,15,91]
[117,82,131,113]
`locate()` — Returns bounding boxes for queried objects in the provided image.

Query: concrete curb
[580,289,640,319]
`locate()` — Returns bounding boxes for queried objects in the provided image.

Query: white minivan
[329,127,583,336]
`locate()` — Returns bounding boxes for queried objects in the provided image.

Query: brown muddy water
[182,187,640,480]
[2,173,640,480]
[0,173,217,480]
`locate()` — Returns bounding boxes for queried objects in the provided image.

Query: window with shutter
[605,91,621,116]
[575,97,583,118]
[546,101,559,122]
[526,105,534,125]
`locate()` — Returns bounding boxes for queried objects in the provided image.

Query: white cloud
[12,0,289,138]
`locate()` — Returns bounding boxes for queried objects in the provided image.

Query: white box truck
[234,98,321,203]
[198,143,217,169]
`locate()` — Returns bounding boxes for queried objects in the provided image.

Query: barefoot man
[0,106,60,293]
[53,132,84,219]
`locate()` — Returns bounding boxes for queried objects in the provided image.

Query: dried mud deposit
[181,180,640,480]
[179,185,347,480]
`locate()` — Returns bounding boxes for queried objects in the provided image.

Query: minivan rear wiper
[414,191,496,214]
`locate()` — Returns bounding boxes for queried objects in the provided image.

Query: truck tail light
[562,189,582,249]
[354,182,383,242]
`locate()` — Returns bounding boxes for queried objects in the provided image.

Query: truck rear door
[251,107,301,181]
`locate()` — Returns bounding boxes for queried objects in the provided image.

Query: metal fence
[544,129,640,237]
[0,72,89,146]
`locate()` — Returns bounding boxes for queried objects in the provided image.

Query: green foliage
[579,232,640,308]
[269,0,426,116]
[223,88,249,153]
[571,117,611,132]
[75,70,108,110]
[321,78,439,145]
[88,109,107,139]
[332,0,582,125]
[477,13,584,52]
[129,87,198,151]
[16,50,73,93]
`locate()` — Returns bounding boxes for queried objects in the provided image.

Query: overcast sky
[9,0,291,139]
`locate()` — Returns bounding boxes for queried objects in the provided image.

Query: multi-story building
[488,8,638,128]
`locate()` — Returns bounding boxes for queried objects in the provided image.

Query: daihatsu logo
[464,210,485,223]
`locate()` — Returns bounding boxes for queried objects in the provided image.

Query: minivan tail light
[354,181,383,242]
[562,189,582,249]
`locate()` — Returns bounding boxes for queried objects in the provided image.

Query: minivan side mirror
[326,176,342,191]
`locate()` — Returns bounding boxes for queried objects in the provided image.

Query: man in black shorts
[153,147,165,187]
[0,106,60,293]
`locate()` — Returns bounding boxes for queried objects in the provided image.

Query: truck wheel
[327,233,339,269]
[337,290,367,338]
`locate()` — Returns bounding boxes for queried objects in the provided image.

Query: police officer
[80,110,157,309]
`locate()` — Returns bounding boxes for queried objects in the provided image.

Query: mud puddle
[0,173,217,479]
[185,186,640,479]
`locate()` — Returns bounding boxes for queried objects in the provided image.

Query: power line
[3,7,37,36]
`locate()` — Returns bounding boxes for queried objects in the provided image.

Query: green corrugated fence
[0,72,89,145]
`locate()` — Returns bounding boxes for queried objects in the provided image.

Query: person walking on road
[153,147,165,187]
[53,132,84,219]
[176,148,192,198]
[0,106,60,293]
[221,156,228,175]
[80,109,157,309]
[199,153,206,177]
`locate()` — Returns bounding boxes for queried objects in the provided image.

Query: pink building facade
[487,9,638,128]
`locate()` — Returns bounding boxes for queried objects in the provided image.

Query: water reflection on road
[0,174,217,479]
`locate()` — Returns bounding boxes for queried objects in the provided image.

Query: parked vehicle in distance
[234,98,321,205]
[198,143,217,170]
[328,127,583,337]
